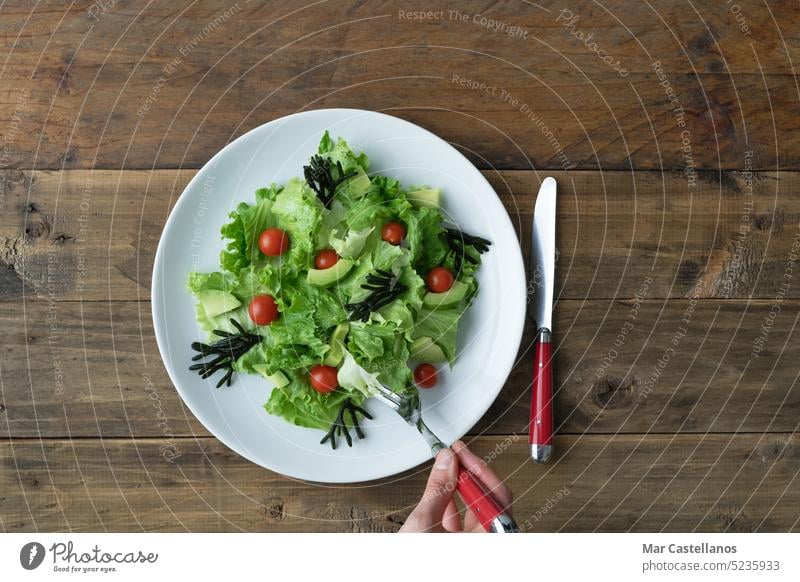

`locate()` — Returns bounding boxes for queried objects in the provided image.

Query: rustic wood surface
[1,0,799,532]
[2,435,799,532]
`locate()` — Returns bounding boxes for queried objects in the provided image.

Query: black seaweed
[303,155,356,208]
[443,226,492,275]
[320,398,374,449]
[189,319,261,388]
[346,269,407,322]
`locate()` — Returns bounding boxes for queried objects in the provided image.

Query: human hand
[399,440,514,532]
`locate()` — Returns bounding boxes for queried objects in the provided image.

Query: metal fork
[371,383,519,533]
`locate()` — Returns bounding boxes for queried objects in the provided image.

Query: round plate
[152,109,526,483]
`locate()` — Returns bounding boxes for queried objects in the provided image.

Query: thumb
[408,449,459,531]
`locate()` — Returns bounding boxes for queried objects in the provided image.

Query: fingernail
[434,449,454,469]
[453,440,465,451]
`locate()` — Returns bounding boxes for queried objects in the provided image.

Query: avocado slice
[407,187,442,209]
[410,336,448,363]
[323,322,350,366]
[196,290,241,318]
[347,167,371,198]
[422,280,468,308]
[307,259,354,287]
[252,365,289,388]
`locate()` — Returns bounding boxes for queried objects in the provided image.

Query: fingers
[442,500,462,532]
[399,448,459,532]
[452,440,514,509]
[463,509,484,533]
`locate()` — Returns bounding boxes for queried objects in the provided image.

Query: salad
[187,132,490,448]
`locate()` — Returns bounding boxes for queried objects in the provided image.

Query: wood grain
[1,0,798,534]
[1,435,797,532]
[0,1,798,171]
[2,298,798,438]
[2,169,799,302]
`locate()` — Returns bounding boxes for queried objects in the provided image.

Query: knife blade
[529,177,557,463]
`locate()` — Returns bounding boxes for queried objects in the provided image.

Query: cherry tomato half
[414,363,438,389]
[381,221,406,245]
[315,249,340,270]
[248,294,279,325]
[426,266,454,293]
[259,227,290,257]
[310,365,339,394]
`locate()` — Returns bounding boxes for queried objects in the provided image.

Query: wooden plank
[1,434,797,532]
[2,298,798,438]
[0,1,797,170]
[2,169,799,302]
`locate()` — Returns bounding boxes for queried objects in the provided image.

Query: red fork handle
[529,329,554,463]
[456,467,518,532]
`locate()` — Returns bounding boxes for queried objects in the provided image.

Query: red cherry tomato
[309,365,339,394]
[248,294,279,325]
[258,227,290,257]
[414,363,438,389]
[426,266,454,293]
[381,221,406,245]
[315,249,340,270]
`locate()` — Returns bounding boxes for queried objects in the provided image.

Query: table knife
[529,177,557,463]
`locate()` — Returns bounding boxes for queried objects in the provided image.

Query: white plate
[152,109,525,483]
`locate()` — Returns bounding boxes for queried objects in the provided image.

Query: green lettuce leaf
[318,131,369,174]
[187,266,286,337]
[329,226,373,259]
[264,370,352,430]
[373,336,412,392]
[190,130,488,436]
[270,178,322,273]
[412,306,464,363]
[219,199,275,272]
[372,240,409,273]
[402,205,447,269]
[337,350,383,398]
[316,200,347,248]
[255,183,284,203]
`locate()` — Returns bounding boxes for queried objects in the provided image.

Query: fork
[372,382,518,533]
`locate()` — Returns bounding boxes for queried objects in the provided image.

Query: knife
[529,177,557,463]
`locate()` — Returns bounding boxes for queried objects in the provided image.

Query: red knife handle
[529,329,554,462]
[456,467,517,532]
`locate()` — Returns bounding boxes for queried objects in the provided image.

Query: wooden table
[1,0,799,532]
